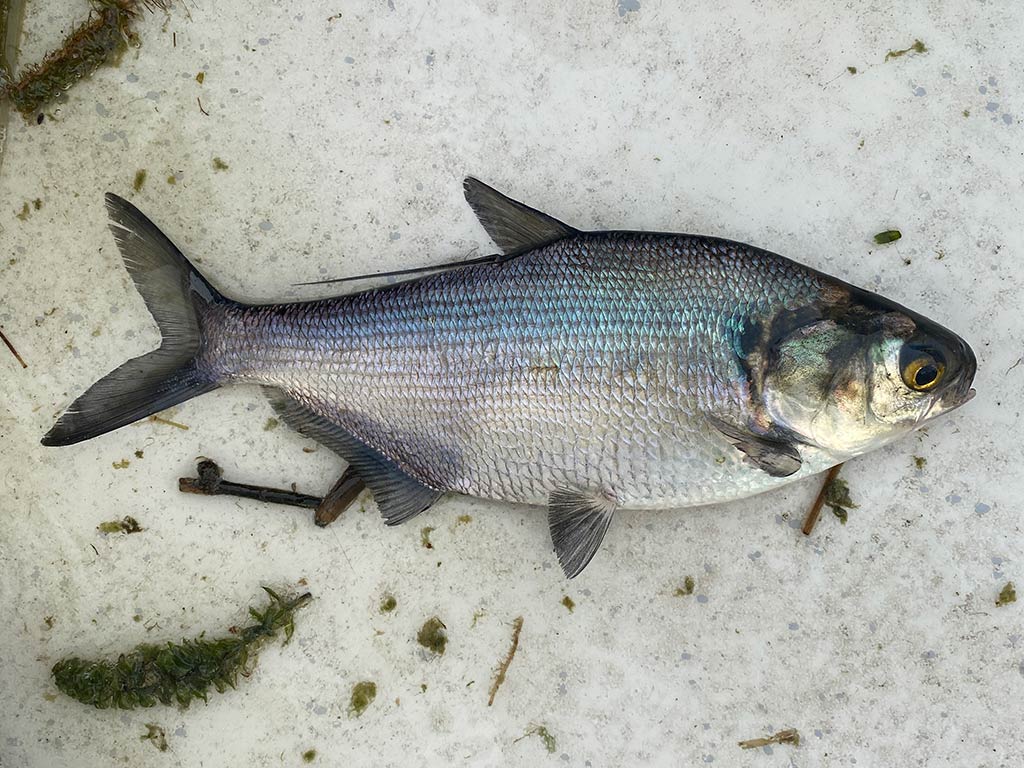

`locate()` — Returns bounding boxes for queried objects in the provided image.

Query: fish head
[758,282,976,457]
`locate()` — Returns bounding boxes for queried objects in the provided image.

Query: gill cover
[750,283,976,457]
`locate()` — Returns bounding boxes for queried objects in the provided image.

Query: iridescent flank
[205,232,836,508]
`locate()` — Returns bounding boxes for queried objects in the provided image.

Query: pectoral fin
[710,418,803,478]
[548,487,617,578]
[265,389,442,525]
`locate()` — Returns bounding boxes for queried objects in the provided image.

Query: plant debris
[674,576,696,596]
[739,728,800,749]
[51,587,311,709]
[0,328,28,368]
[996,582,1016,607]
[1,0,30,176]
[456,514,472,525]
[873,229,902,244]
[487,616,524,706]
[141,723,167,751]
[379,594,397,613]
[802,464,844,535]
[263,417,279,431]
[913,455,927,470]
[420,526,435,549]
[149,414,188,430]
[416,617,447,656]
[302,749,317,763]
[179,458,321,509]
[112,458,131,469]
[515,724,557,753]
[847,66,857,74]
[132,169,148,192]
[824,475,857,524]
[561,595,575,613]
[98,515,142,534]
[2,1,176,118]
[179,458,367,529]
[885,39,927,61]
[314,467,365,527]
[212,156,229,171]
[348,681,377,717]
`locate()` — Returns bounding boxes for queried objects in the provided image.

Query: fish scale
[207,231,832,508]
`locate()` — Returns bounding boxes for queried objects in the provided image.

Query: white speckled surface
[1,2,1022,766]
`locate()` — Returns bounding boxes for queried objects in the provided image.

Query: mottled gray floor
[1,2,1022,766]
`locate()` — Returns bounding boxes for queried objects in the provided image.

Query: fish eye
[901,352,945,391]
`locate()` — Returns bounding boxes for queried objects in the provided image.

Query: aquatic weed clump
[51,587,311,709]
[1,1,172,118]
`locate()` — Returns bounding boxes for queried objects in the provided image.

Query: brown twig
[487,616,524,706]
[178,459,366,528]
[0,328,27,368]
[179,459,322,509]
[149,414,188,430]
[801,464,844,536]
[196,96,208,115]
[738,728,800,749]
[314,467,365,527]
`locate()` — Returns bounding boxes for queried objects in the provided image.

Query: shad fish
[43,179,977,577]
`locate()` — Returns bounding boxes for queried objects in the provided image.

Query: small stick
[197,96,208,116]
[738,728,800,749]
[149,414,189,430]
[0,328,27,368]
[315,467,365,527]
[488,616,524,706]
[801,463,843,536]
[179,459,322,509]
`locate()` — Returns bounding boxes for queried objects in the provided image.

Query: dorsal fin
[463,177,577,256]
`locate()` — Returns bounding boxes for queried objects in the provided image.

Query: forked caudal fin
[41,194,225,446]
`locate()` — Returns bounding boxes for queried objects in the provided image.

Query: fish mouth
[920,373,977,423]
[936,386,976,416]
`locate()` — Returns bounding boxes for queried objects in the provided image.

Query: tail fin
[42,194,223,446]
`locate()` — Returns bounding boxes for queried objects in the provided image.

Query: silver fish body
[209,232,839,508]
[43,179,977,576]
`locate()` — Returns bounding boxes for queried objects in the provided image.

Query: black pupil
[915,363,938,387]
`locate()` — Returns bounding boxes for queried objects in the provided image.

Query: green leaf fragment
[97,515,142,534]
[885,39,927,62]
[996,582,1016,607]
[516,724,556,753]
[674,576,696,596]
[348,681,377,717]
[141,723,168,751]
[873,229,902,244]
[824,476,857,525]
[416,617,447,655]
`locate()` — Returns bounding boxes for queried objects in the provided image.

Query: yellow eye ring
[902,355,945,391]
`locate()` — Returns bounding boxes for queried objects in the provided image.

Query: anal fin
[265,389,442,525]
[548,487,617,579]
